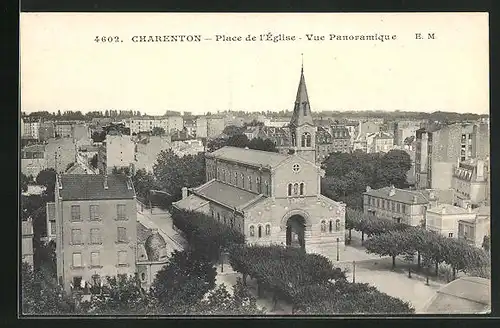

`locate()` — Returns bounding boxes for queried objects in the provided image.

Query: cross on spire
[301,53,304,73]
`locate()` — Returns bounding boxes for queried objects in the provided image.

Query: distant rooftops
[58,174,135,201]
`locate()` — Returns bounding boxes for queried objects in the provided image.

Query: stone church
[173,66,346,258]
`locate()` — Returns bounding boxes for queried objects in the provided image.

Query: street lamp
[353,261,356,283]
[336,237,340,261]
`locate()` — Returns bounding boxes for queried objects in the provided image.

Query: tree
[151,127,166,136]
[378,150,412,188]
[247,138,279,153]
[151,250,217,313]
[91,131,107,143]
[206,137,229,152]
[21,172,31,193]
[82,274,156,315]
[222,125,243,137]
[131,168,158,201]
[21,262,75,315]
[194,279,265,315]
[227,134,250,148]
[90,154,98,168]
[153,150,206,201]
[482,235,490,253]
[364,230,409,269]
[36,168,57,198]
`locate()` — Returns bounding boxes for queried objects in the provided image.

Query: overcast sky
[20,13,489,115]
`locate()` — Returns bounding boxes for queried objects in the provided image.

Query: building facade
[39,122,55,142]
[366,131,394,153]
[98,133,135,174]
[452,158,489,208]
[363,186,434,227]
[54,174,137,292]
[22,118,41,140]
[425,204,476,239]
[173,66,346,259]
[457,205,490,248]
[415,123,489,190]
[21,144,47,177]
[22,219,34,267]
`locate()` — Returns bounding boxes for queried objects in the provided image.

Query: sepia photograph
[19,12,490,316]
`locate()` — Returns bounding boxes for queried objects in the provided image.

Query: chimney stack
[104,175,109,190]
[412,195,418,203]
[366,186,371,192]
[389,185,396,196]
[181,187,188,199]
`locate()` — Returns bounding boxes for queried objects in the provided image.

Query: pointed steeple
[290,56,313,127]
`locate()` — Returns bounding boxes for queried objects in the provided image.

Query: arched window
[329,220,333,232]
[256,177,261,193]
[223,216,227,225]
[234,172,238,185]
[258,225,262,238]
[299,183,304,196]
[291,133,296,146]
[301,134,306,147]
[336,219,341,231]
[306,133,312,147]
[241,173,245,188]
[293,183,299,196]
[321,220,327,232]
[141,272,146,281]
[249,225,255,237]
[265,180,269,195]
[217,213,220,222]
[248,176,252,190]
[265,224,271,236]
[288,183,292,196]
[211,210,214,218]
[230,217,234,228]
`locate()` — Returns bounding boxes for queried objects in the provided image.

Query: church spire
[290,57,313,127]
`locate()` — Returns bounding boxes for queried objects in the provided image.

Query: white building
[125,116,184,135]
[425,203,476,239]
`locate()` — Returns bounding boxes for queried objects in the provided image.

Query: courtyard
[139,204,443,314]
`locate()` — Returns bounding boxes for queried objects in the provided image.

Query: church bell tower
[289,57,316,163]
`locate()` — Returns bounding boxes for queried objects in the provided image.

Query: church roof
[207,146,289,169]
[190,180,265,211]
[290,66,314,128]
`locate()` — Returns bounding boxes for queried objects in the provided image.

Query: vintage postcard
[20,12,490,316]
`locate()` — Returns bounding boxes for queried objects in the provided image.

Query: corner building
[174,66,346,258]
[55,174,137,293]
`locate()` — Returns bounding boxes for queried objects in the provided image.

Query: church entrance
[286,215,306,249]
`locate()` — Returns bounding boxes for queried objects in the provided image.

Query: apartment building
[22,117,41,140]
[125,116,183,135]
[21,144,47,177]
[415,123,488,190]
[98,132,135,174]
[425,204,476,239]
[457,205,490,248]
[54,174,137,293]
[367,131,394,153]
[363,185,436,227]
[452,158,489,208]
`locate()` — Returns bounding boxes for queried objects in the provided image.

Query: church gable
[273,155,322,199]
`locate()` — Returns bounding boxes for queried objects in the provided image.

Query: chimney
[412,195,418,203]
[104,175,108,190]
[389,185,396,197]
[181,187,188,199]
[429,190,435,200]
[366,186,371,192]
[442,206,446,214]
